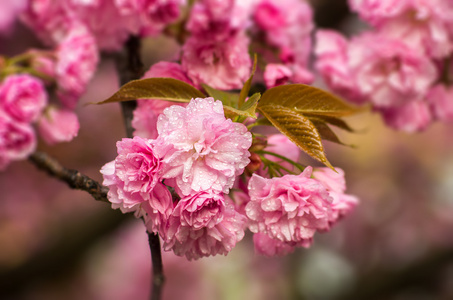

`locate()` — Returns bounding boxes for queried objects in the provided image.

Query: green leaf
[97,78,206,104]
[239,92,260,113]
[258,104,333,169]
[259,84,359,117]
[235,92,261,122]
[201,83,239,107]
[200,84,259,120]
[223,105,258,120]
[238,54,257,108]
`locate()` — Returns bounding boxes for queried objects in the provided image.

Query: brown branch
[29,151,109,203]
[114,35,165,300]
[149,232,165,300]
[114,35,143,137]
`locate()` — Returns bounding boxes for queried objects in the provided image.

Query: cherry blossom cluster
[102,98,251,260]
[316,0,453,132]
[254,0,314,87]
[0,0,185,170]
[0,0,317,170]
[21,0,185,51]
[1,0,360,260]
[136,0,314,92]
[3,0,450,174]
[126,0,314,92]
[6,0,314,89]
[0,25,98,169]
[102,97,358,259]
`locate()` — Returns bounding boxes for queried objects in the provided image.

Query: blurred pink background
[2,2,453,299]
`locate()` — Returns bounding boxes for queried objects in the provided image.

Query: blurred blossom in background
[1,0,453,300]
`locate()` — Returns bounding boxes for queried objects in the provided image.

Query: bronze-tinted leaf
[259,84,360,117]
[310,120,352,147]
[258,104,333,169]
[304,114,355,132]
[201,83,239,107]
[97,78,206,104]
[238,54,257,107]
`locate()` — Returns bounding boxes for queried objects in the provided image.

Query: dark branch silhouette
[29,151,109,203]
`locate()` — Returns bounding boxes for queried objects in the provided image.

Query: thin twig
[29,151,109,202]
[115,35,142,137]
[149,232,165,300]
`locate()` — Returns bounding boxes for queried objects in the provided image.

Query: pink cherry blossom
[132,62,193,139]
[315,30,367,104]
[186,1,232,40]
[254,0,314,84]
[316,31,437,110]
[153,98,252,196]
[379,100,432,132]
[138,0,185,36]
[69,0,142,50]
[349,32,437,108]
[22,0,184,50]
[142,0,183,24]
[349,0,453,58]
[186,0,252,41]
[174,191,225,230]
[181,34,251,90]
[142,182,174,234]
[253,0,286,31]
[426,84,453,122]
[21,0,77,46]
[22,0,139,50]
[290,64,314,84]
[263,64,293,88]
[312,167,358,223]
[246,167,334,243]
[0,112,36,170]
[103,157,173,232]
[55,25,99,109]
[253,232,311,256]
[100,136,164,213]
[254,0,312,58]
[163,191,246,260]
[37,107,80,145]
[0,74,47,123]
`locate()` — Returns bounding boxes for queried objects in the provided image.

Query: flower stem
[260,156,295,177]
[256,150,306,172]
